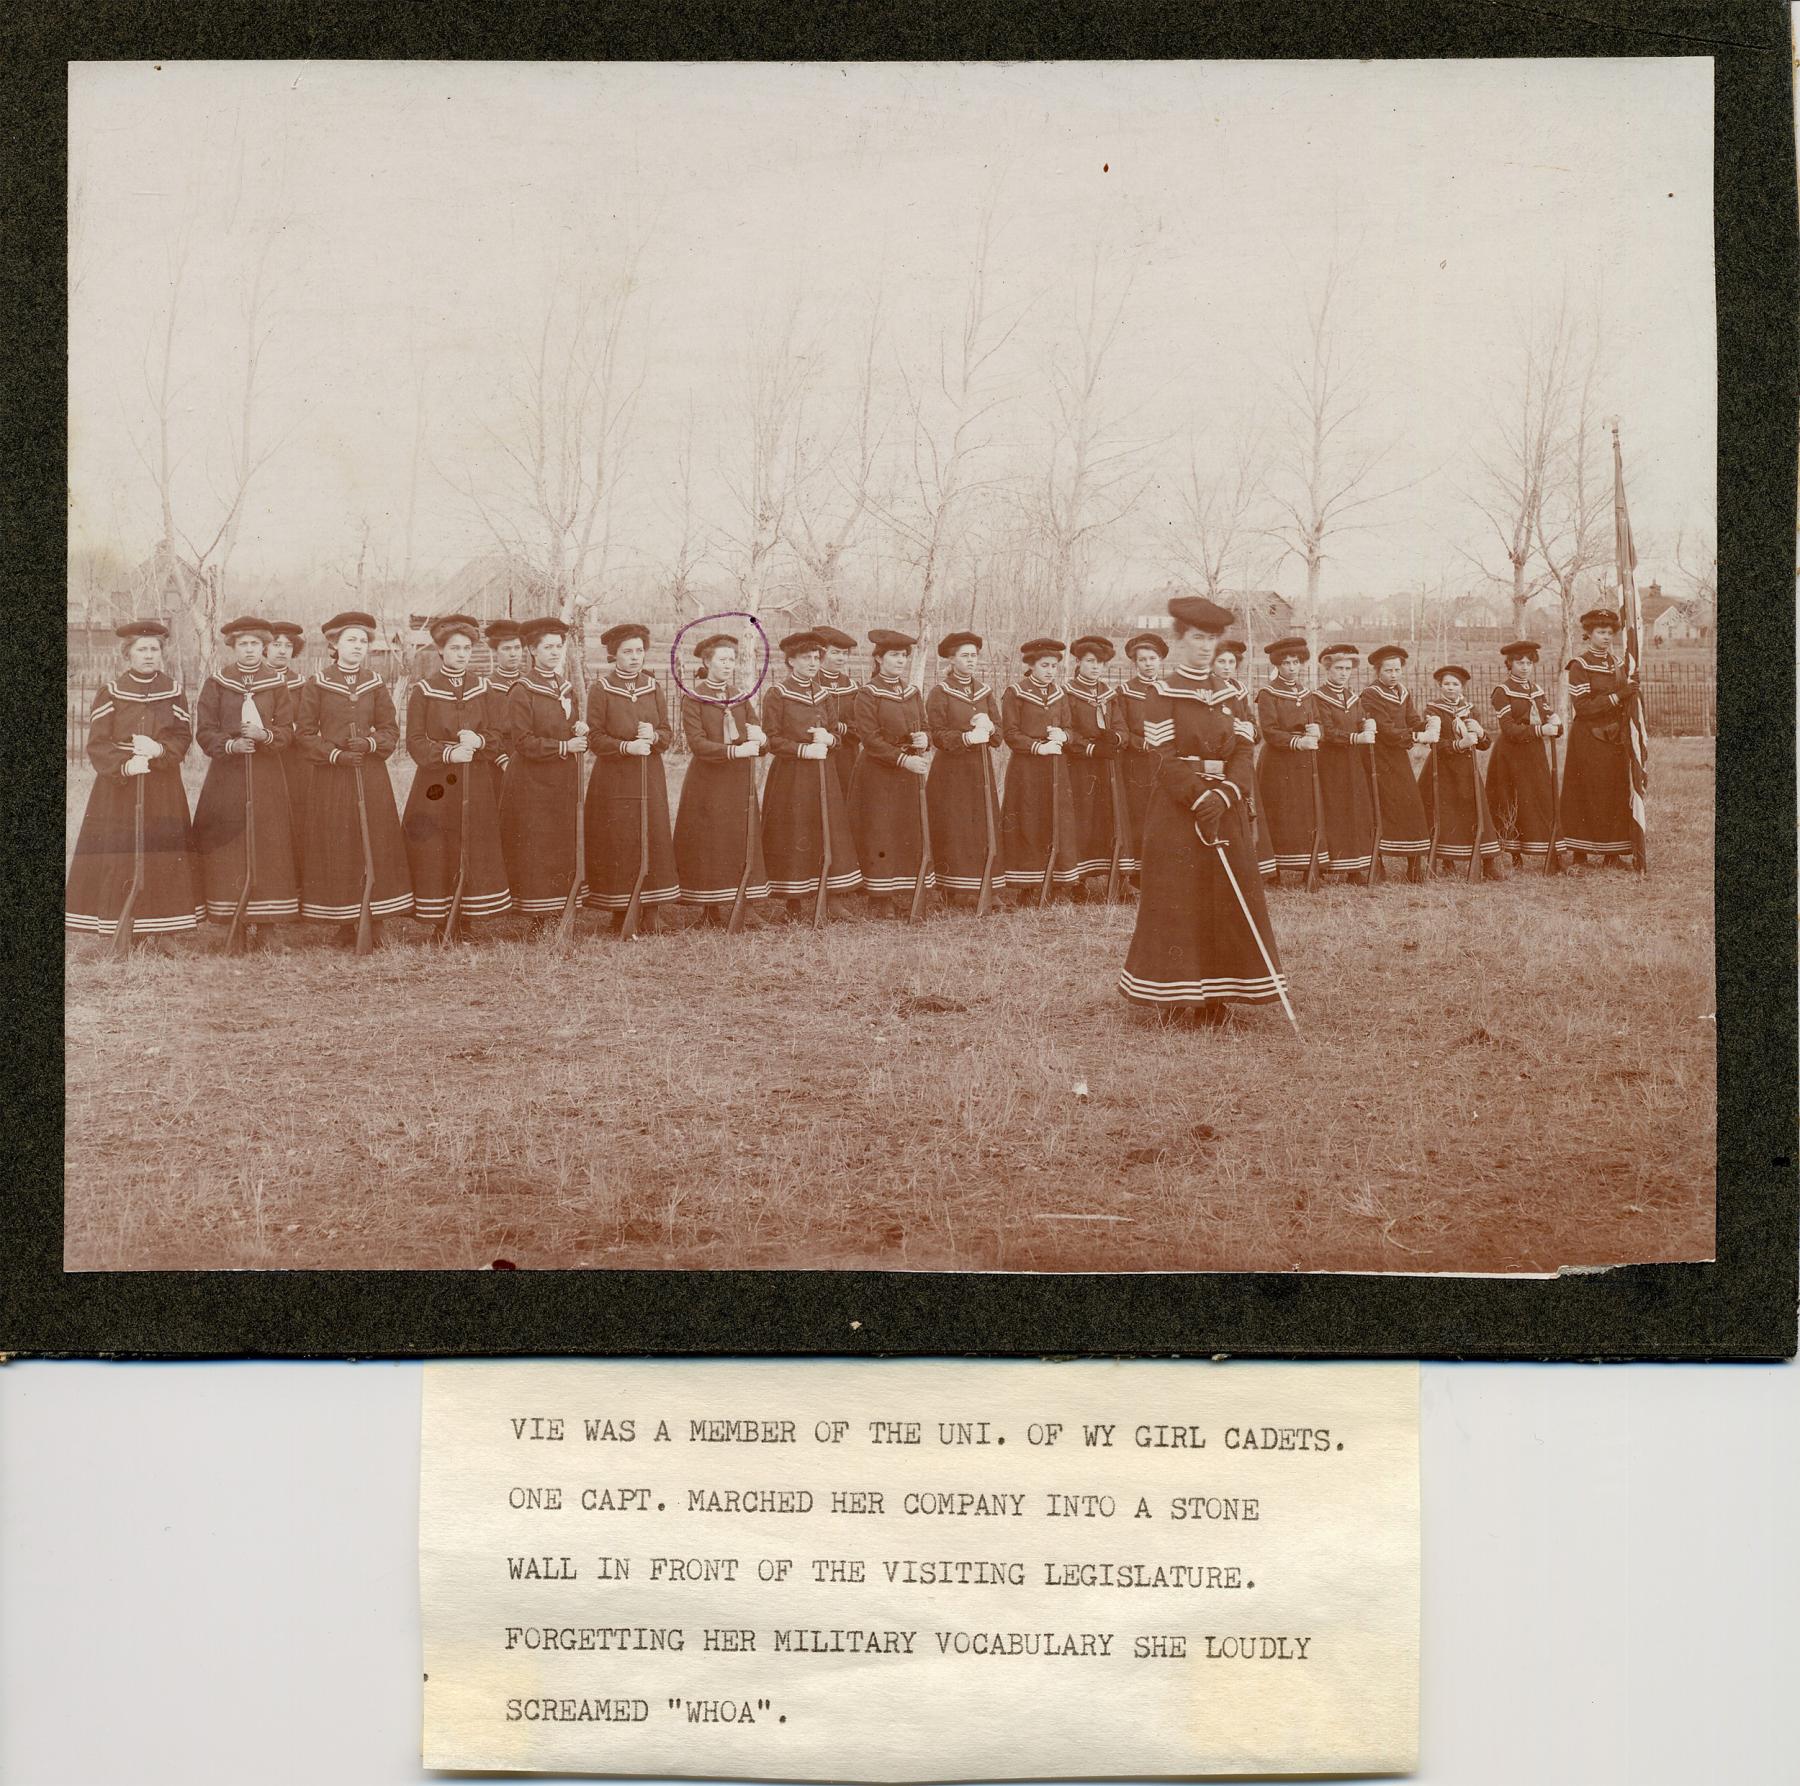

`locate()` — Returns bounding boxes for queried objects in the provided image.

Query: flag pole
[1611,421,1650,875]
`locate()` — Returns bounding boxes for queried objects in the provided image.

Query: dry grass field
[64,740,1715,1275]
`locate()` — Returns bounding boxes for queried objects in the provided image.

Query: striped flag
[1611,423,1649,872]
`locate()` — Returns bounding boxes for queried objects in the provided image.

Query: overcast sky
[69,58,1715,608]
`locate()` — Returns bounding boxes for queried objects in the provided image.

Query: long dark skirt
[301,756,414,921]
[1371,741,1430,855]
[192,751,300,923]
[499,754,585,914]
[1119,745,1155,875]
[850,756,934,897]
[1314,745,1375,875]
[65,768,203,936]
[1559,723,1633,855]
[674,757,769,906]
[1255,746,1316,875]
[1486,735,1558,855]
[279,753,311,881]
[927,747,1000,893]
[1000,751,1080,888]
[1065,754,1121,881]
[402,758,511,923]
[585,753,679,910]
[1416,750,1501,861]
[762,755,862,899]
[1119,780,1286,1009]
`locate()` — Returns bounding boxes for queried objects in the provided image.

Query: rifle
[727,706,757,934]
[1363,724,1385,886]
[1305,747,1325,891]
[351,726,376,956]
[1038,740,1064,910]
[814,743,833,930]
[1425,726,1443,878]
[226,734,258,956]
[621,749,650,940]
[556,727,586,946]
[111,772,147,961]
[1104,747,1127,904]
[1545,727,1564,876]
[1467,723,1496,884]
[442,741,470,945]
[976,737,999,917]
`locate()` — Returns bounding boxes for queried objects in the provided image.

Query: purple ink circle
[669,613,773,705]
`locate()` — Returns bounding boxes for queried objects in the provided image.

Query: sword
[1211,832,1300,1038]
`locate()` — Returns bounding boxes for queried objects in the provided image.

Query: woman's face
[493,638,524,674]
[1325,656,1354,689]
[1377,657,1405,687]
[876,647,909,680]
[125,636,163,674]
[1275,651,1305,680]
[1504,655,1534,681]
[951,643,979,676]
[232,633,267,670]
[614,637,646,678]
[335,627,371,671]
[1076,651,1103,677]
[534,634,567,675]
[1437,673,1465,702]
[702,645,737,683]
[1028,653,1061,682]
[1133,647,1163,679]
[1587,626,1617,653]
[823,645,849,675]
[788,648,822,681]
[1213,650,1239,679]
[266,635,293,670]
[1175,628,1216,674]
[440,633,474,674]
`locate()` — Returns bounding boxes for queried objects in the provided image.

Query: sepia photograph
[63,57,1717,1278]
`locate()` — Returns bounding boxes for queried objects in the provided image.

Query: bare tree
[783,295,889,625]
[869,199,1030,642]
[1029,247,1152,643]
[1532,305,1611,671]
[1458,288,1583,633]
[716,298,813,617]
[464,249,648,648]
[1262,251,1410,652]
[660,400,712,613]
[1673,501,1717,637]
[1167,414,1273,601]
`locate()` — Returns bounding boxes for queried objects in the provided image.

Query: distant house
[1640,583,1704,644]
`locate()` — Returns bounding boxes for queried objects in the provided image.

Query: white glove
[1045,726,1067,745]
[800,741,828,761]
[571,720,589,737]
[962,730,985,746]
[1037,740,1063,756]
[624,738,652,757]
[901,754,930,776]
[123,755,151,777]
[727,741,756,760]
[745,724,766,745]
[131,732,164,758]
[457,728,482,749]
[636,722,655,742]
[563,735,588,755]
[1292,735,1319,752]
[227,737,257,754]
[809,726,834,748]
[448,745,475,763]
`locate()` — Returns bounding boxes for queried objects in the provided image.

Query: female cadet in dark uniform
[401,613,511,933]
[1000,639,1081,902]
[815,625,862,799]
[1305,643,1376,883]
[1560,607,1638,868]
[584,621,680,931]
[65,619,203,948]
[848,628,935,916]
[1253,637,1318,883]
[482,618,527,776]
[925,630,1003,908]
[1116,631,1168,888]
[674,633,771,924]
[501,617,588,925]
[1356,644,1434,880]
[1063,635,1125,900]
[295,609,414,940]
[1210,637,1272,880]
[1118,597,1287,1023]
[760,631,862,920]
[266,620,310,879]
[1416,664,1503,877]
[1486,640,1563,869]
[192,616,300,940]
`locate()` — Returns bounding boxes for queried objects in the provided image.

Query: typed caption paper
[420,1360,1418,1779]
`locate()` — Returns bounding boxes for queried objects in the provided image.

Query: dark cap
[1368,643,1409,668]
[1215,638,1247,659]
[1319,642,1361,665]
[321,610,378,640]
[1580,608,1620,631]
[693,633,738,662]
[1020,637,1066,661]
[1069,635,1116,663]
[1433,663,1473,684]
[518,616,569,649]
[115,618,170,642]
[600,622,650,656]
[268,620,305,642]
[937,630,983,657]
[779,630,826,658]
[1265,636,1310,662]
[1124,631,1169,660]
[867,628,917,653]
[428,613,483,648]
[1167,595,1234,636]
[1499,639,1540,662]
[484,618,522,645]
[812,626,856,651]
[221,615,275,641]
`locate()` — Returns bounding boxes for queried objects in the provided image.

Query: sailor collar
[599,673,655,698]
[1266,678,1309,698]
[1366,680,1409,704]
[940,673,990,701]
[417,669,487,698]
[108,670,177,701]
[521,672,573,699]
[1154,667,1232,704]
[864,675,917,701]
[1312,683,1358,709]
[216,665,287,694]
[1498,681,1542,700]
[315,665,384,697]
[777,677,830,704]
[1575,652,1616,670]
[1432,692,1472,714]
[1066,674,1112,706]
[1011,678,1060,707]
[1121,673,1159,699]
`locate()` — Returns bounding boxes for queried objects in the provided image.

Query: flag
[1611,424,1649,872]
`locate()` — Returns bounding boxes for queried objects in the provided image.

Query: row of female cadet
[66,599,1644,1020]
